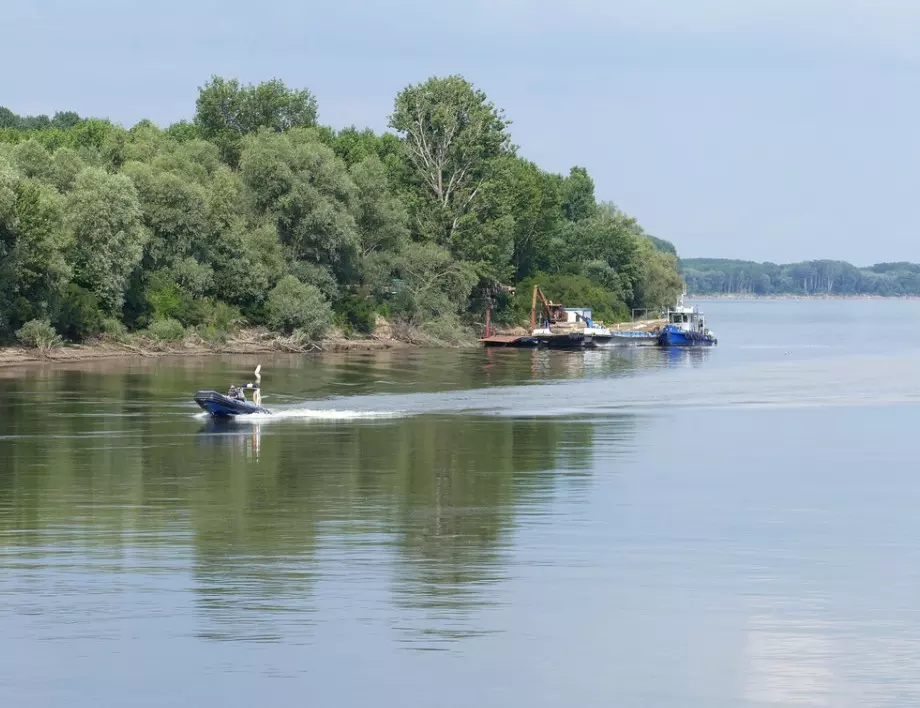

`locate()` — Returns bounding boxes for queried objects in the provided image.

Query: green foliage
[16,318,62,350]
[681,258,920,296]
[0,73,684,345]
[387,243,479,325]
[102,317,128,341]
[420,313,471,345]
[195,76,318,164]
[560,167,596,222]
[515,274,629,324]
[349,154,408,257]
[267,275,332,338]
[336,294,376,335]
[145,317,186,342]
[67,168,146,313]
[389,75,511,246]
[239,129,359,271]
[55,283,104,342]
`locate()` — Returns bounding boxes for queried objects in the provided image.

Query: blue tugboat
[657,297,717,347]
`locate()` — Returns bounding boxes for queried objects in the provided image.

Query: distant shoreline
[686,293,920,301]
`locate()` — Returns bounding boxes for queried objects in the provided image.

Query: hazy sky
[3,0,919,265]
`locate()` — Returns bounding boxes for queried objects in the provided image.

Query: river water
[2,299,919,707]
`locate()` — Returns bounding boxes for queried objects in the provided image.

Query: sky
[2,0,919,265]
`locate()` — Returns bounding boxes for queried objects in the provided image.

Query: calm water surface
[2,299,920,707]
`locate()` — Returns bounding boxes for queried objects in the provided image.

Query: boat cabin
[563,307,594,326]
[667,305,708,333]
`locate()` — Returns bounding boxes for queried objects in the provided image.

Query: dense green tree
[123,162,209,272]
[349,155,409,258]
[239,129,359,272]
[267,274,332,338]
[386,243,478,324]
[13,140,53,180]
[560,166,596,222]
[195,76,319,163]
[49,148,86,192]
[507,160,563,281]
[67,168,146,313]
[0,177,71,332]
[389,75,511,245]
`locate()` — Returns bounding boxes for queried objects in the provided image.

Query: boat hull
[194,390,271,418]
[657,325,717,347]
[607,331,659,347]
[534,332,586,349]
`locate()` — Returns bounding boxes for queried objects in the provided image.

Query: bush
[196,325,229,346]
[189,298,241,330]
[420,314,472,345]
[55,283,104,342]
[267,275,332,340]
[335,294,376,335]
[147,282,190,323]
[145,317,185,342]
[101,317,129,342]
[16,319,62,350]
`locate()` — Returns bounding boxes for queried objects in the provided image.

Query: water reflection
[0,362,638,648]
[196,419,263,461]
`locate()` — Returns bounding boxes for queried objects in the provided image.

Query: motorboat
[194,390,270,417]
[194,365,271,418]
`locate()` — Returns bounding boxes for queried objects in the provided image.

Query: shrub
[267,275,332,340]
[420,314,472,345]
[16,319,62,350]
[55,283,104,342]
[189,298,241,330]
[147,282,189,323]
[101,317,129,342]
[335,295,376,335]
[145,317,185,342]
[197,325,229,346]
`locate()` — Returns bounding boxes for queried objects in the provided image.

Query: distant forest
[681,258,920,296]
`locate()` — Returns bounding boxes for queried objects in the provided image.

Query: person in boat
[227,381,261,406]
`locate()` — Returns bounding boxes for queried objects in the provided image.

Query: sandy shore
[0,333,414,368]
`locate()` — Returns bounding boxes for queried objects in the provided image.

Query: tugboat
[657,296,717,347]
[194,365,271,418]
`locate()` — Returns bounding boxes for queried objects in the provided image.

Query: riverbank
[0,320,468,368]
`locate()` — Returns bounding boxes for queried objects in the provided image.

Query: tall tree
[388,75,511,244]
[348,155,409,258]
[195,76,318,164]
[239,129,358,273]
[560,166,596,222]
[67,168,147,313]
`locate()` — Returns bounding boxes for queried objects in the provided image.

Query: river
[2,298,919,707]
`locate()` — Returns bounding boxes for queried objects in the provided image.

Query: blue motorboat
[194,390,270,417]
[194,365,271,418]
[657,297,717,347]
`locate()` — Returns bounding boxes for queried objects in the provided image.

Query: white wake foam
[194,407,406,423]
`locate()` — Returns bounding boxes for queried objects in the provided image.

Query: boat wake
[192,348,920,426]
[193,407,406,423]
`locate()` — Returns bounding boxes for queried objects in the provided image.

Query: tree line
[0,75,683,347]
[681,258,920,296]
